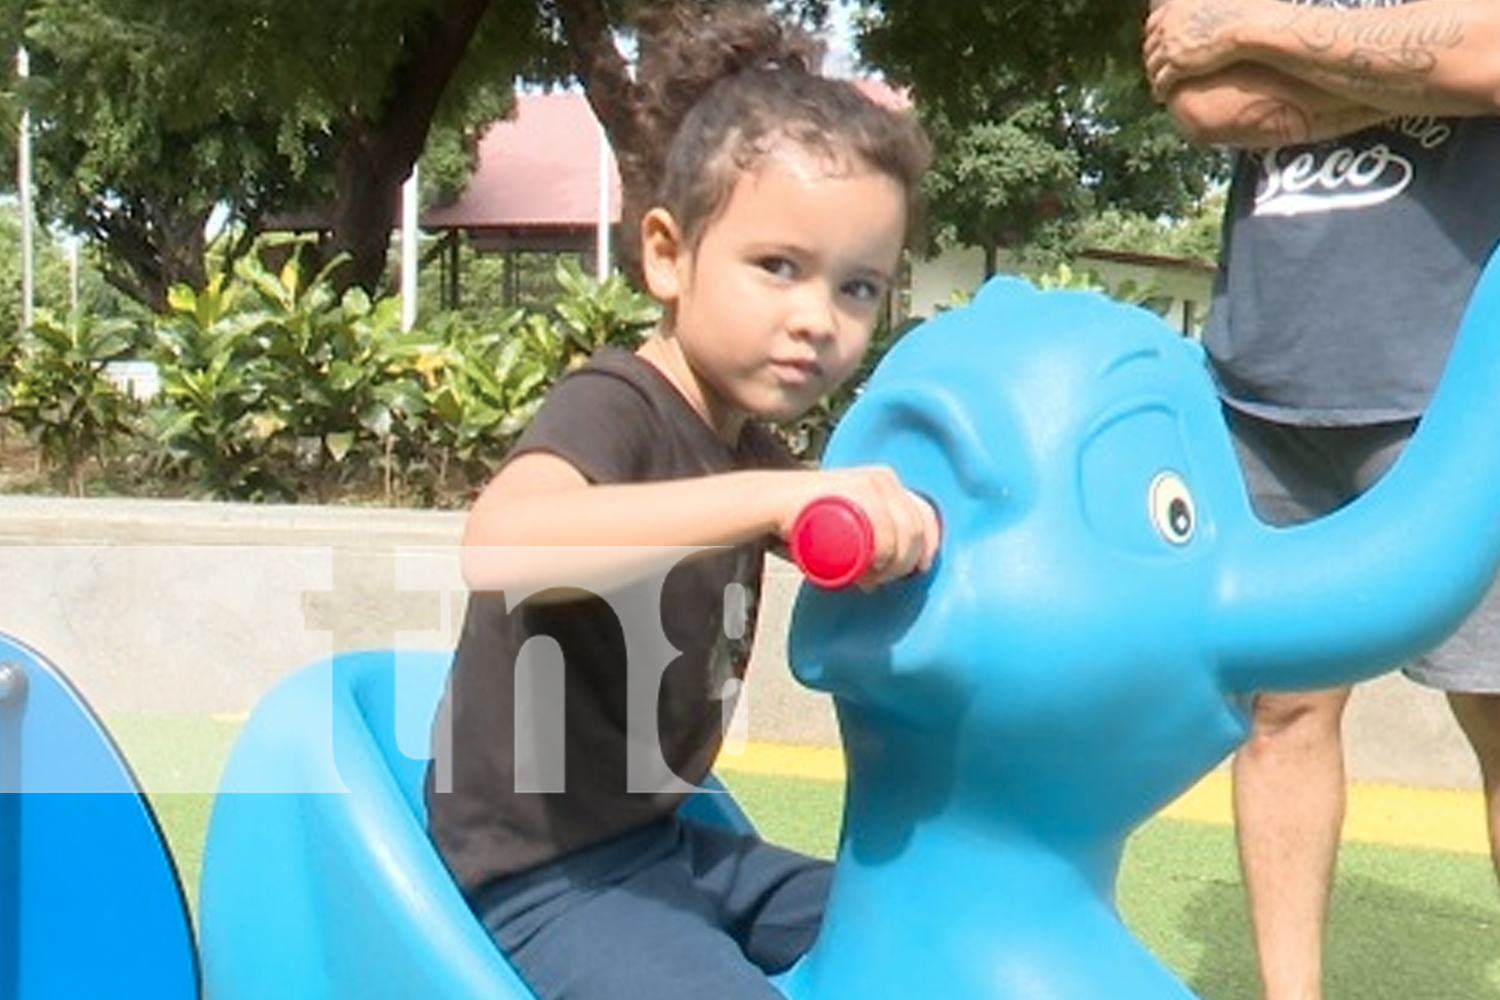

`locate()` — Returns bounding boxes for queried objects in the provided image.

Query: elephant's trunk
[1215,249,1500,694]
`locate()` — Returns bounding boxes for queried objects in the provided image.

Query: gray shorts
[1227,407,1500,694]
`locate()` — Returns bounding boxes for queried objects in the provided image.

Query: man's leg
[1232,685,1353,1000]
[1447,690,1500,885]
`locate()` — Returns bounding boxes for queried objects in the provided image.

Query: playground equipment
[0,632,199,1000]
[18,248,1500,999]
[196,648,755,1000]
[200,251,1500,1000]
[778,262,1500,998]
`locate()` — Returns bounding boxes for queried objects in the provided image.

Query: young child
[424,4,936,999]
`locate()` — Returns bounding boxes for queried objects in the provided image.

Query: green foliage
[857,4,1228,265]
[375,257,656,502]
[1027,260,1152,304]
[140,240,657,504]
[19,0,287,306]
[13,0,540,306]
[152,279,284,500]
[0,309,139,495]
[3,0,1229,311]
[1072,196,1227,266]
[551,258,659,358]
[921,100,1082,256]
[151,237,406,501]
[150,241,384,501]
[0,203,130,340]
[391,311,556,495]
[856,2,1141,102]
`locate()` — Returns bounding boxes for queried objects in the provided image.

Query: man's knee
[1246,687,1353,744]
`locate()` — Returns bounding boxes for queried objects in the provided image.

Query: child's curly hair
[635,1,931,251]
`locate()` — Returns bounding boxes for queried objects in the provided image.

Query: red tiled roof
[422,92,620,232]
[421,80,909,234]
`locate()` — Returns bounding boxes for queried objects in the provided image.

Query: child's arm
[461,451,940,596]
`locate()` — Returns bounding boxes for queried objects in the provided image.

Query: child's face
[646,143,908,436]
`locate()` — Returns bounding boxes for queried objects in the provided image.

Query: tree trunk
[330,132,408,295]
[552,0,654,288]
[327,0,496,295]
[94,201,212,312]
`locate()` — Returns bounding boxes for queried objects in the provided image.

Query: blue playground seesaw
[8,248,1500,999]
[0,632,199,1000]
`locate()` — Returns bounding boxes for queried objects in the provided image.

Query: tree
[11,0,544,306]
[919,95,1081,276]
[3,0,1222,310]
[858,3,1140,101]
[854,1,1228,273]
[550,0,1223,283]
[219,0,546,293]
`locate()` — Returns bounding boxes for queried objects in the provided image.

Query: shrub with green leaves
[1,310,141,495]
[375,259,657,504]
[147,240,657,505]
[151,271,285,499]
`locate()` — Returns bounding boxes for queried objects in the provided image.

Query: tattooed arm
[1145,0,1500,118]
[1161,60,1390,148]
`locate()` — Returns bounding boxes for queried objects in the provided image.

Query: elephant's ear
[790,375,1028,719]
[822,279,1039,521]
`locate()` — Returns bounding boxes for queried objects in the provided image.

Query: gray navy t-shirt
[1206,77,1500,424]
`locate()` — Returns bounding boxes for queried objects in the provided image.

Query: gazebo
[421,91,619,309]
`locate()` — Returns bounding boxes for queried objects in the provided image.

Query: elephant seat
[197,647,754,1000]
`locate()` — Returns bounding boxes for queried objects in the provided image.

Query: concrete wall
[0,496,1479,790]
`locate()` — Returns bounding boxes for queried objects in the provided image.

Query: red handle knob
[789,496,875,589]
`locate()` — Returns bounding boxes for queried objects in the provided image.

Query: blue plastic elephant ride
[198,251,1500,1000]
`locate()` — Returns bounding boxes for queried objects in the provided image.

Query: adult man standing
[1145,2,1500,998]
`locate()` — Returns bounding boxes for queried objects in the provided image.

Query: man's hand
[1144,0,1264,99]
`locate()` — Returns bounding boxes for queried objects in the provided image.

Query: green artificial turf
[719,772,1500,1000]
[113,719,1500,1000]
[107,712,239,926]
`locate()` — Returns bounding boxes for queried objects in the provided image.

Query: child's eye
[757,256,798,280]
[842,277,886,303]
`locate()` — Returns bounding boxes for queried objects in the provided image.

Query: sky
[822,1,861,77]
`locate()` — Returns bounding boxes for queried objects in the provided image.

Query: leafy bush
[2,233,967,505]
[143,240,656,504]
[373,259,656,504]
[1,310,141,495]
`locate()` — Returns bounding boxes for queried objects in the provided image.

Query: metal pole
[596,120,611,282]
[16,46,34,334]
[401,166,419,332]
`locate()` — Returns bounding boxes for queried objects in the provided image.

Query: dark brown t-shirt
[425,348,796,895]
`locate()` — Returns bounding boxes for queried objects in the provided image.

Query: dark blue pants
[474,817,831,1000]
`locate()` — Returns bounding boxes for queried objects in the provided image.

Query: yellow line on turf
[716,740,846,783]
[716,742,1491,857]
[1162,769,1490,856]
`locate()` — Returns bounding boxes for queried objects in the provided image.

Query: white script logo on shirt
[1254,143,1412,217]
[1253,118,1451,218]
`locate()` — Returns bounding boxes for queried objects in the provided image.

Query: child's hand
[784,466,940,589]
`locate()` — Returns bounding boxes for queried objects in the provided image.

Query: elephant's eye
[1149,471,1195,545]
